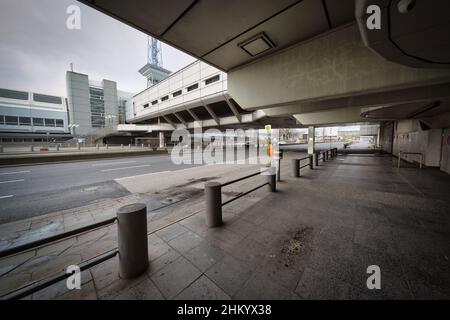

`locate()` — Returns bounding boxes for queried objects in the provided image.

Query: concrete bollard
[106,144,109,150]
[56,144,60,151]
[117,203,149,279]
[96,144,99,150]
[129,144,132,149]
[205,182,223,228]
[121,144,124,150]
[292,159,300,178]
[309,155,313,169]
[77,143,80,151]
[30,145,34,152]
[314,153,319,167]
[141,143,144,148]
[267,169,276,192]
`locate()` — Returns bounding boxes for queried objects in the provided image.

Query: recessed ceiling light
[238,32,275,57]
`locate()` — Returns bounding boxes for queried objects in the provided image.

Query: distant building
[0,88,70,143]
[66,71,121,137]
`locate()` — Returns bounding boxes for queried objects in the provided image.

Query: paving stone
[168,231,204,254]
[295,267,351,299]
[155,223,188,242]
[205,254,255,297]
[151,256,201,299]
[234,273,299,300]
[175,275,230,300]
[147,248,181,276]
[184,241,225,272]
[113,277,164,300]
[56,281,98,300]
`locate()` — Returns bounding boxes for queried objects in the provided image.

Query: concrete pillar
[292,159,300,177]
[117,203,149,279]
[376,126,381,148]
[308,126,315,155]
[159,132,165,149]
[205,182,223,227]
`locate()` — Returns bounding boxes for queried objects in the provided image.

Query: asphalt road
[0,153,201,223]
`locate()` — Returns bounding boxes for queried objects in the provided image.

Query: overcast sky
[0,0,196,96]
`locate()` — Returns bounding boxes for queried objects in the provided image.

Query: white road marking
[0,195,14,199]
[0,179,25,184]
[115,170,171,181]
[101,164,152,172]
[0,170,30,175]
[92,161,137,167]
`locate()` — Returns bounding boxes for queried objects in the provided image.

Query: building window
[172,90,182,97]
[205,75,220,85]
[161,95,169,101]
[0,88,28,100]
[187,83,199,92]
[44,118,55,127]
[143,103,149,108]
[151,100,158,105]
[0,115,4,125]
[19,117,31,126]
[5,116,18,126]
[33,118,44,126]
[33,93,62,104]
[55,119,64,127]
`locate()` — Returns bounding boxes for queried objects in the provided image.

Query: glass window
[151,100,158,105]
[187,83,199,92]
[33,118,44,126]
[0,115,4,125]
[19,117,31,126]
[33,93,62,104]
[143,104,149,108]
[172,90,182,97]
[44,118,55,127]
[161,95,169,101]
[55,119,64,127]
[205,75,220,85]
[0,88,28,100]
[5,116,18,126]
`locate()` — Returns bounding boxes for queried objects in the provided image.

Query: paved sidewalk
[1,152,450,300]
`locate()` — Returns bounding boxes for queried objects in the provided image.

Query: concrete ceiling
[78,0,355,71]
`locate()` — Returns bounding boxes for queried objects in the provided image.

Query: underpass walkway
[1,152,449,299]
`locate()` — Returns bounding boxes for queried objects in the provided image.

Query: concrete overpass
[78,0,450,173]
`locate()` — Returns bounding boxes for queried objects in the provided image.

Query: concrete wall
[441,128,450,174]
[66,71,91,136]
[379,122,394,154]
[228,23,450,111]
[103,80,119,126]
[393,120,443,168]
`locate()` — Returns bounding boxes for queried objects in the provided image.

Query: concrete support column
[205,182,223,227]
[117,203,149,279]
[292,159,300,177]
[159,132,166,149]
[308,126,315,155]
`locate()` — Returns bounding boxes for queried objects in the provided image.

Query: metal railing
[292,155,313,177]
[397,151,423,169]
[204,168,276,227]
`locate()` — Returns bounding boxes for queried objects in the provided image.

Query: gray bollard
[314,153,319,167]
[129,144,132,149]
[30,145,34,152]
[117,203,149,279]
[141,143,144,148]
[56,144,60,151]
[267,170,276,192]
[292,159,300,178]
[96,144,99,150]
[121,144,124,150]
[309,155,313,169]
[205,182,223,227]
[106,144,109,150]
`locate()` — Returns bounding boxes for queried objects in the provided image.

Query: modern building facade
[0,88,70,143]
[66,71,121,137]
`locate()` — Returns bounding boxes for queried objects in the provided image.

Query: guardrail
[204,168,276,227]
[292,155,313,177]
[398,151,423,169]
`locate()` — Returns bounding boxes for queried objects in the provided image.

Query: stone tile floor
[1,152,450,299]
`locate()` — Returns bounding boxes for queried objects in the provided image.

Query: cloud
[0,0,195,96]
